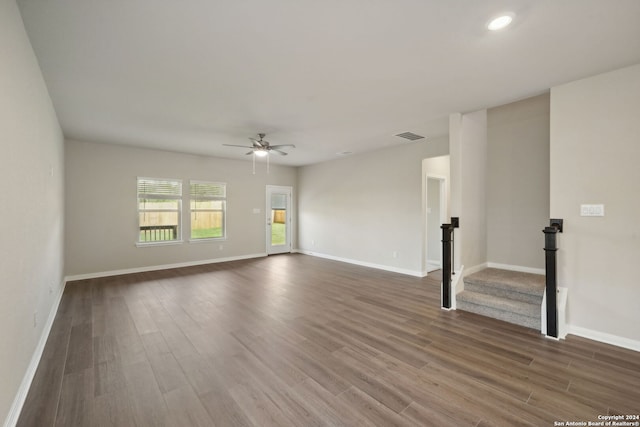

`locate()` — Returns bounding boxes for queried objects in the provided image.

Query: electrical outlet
[392,251,398,259]
[33,311,38,328]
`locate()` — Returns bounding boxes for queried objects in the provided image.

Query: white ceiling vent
[395,132,425,141]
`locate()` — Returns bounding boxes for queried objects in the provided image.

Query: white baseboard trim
[426,260,441,273]
[447,265,465,310]
[452,266,465,295]
[568,325,640,352]
[486,262,545,275]
[447,262,544,278]
[4,279,66,427]
[462,263,487,277]
[64,253,268,282]
[298,250,424,277]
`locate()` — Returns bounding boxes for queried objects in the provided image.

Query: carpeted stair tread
[457,290,540,330]
[457,268,544,330]
[465,268,544,303]
[457,290,540,317]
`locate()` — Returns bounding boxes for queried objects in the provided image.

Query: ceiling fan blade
[269,144,296,149]
[271,149,288,156]
[249,137,263,147]
[245,151,254,155]
[224,144,254,148]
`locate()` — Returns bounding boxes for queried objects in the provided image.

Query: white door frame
[266,185,292,255]
[425,174,447,274]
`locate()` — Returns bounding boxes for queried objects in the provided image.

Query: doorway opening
[266,185,292,255]
[426,175,447,273]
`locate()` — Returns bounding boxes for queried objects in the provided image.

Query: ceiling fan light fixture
[223,134,294,163]
[487,13,514,31]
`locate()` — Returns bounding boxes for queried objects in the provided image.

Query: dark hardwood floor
[17,254,640,426]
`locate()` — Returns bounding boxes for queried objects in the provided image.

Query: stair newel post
[543,220,562,338]
[451,232,455,276]
[441,223,454,309]
[451,217,459,276]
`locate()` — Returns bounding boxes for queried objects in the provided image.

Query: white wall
[487,94,550,270]
[427,178,442,263]
[65,140,297,277]
[550,64,640,344]
[298,136,449,276]
[0,1,65,424]
[449,110,488,273]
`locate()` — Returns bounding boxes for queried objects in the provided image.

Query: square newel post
[543,219,562,339]
[441,223,454,309]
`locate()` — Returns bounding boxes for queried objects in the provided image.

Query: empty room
[2,1,640,426]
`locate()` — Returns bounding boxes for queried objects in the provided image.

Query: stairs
[457,268,545,330]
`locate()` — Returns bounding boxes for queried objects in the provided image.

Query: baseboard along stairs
[457,268,545,330]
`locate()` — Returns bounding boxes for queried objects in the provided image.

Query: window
[137,177,182,243]
[190,181,226,240]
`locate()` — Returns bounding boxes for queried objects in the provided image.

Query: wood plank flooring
[17,254,640,426]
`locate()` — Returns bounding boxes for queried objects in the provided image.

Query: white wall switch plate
[580,204,604,217]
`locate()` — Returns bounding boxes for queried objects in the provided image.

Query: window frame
[136,177,183,246]
[189,180,227,242]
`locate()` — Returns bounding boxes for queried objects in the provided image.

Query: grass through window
[271,223,286,246]
[191,227,223,239]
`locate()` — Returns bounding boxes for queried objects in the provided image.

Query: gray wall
[0,1,65,423]
[487,94,550,270]
[65,140,297,276]
[298,136,449,275]
[550,64,640,343]
[450,110,488,273]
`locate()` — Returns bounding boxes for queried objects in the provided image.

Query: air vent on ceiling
[395,132,425,141]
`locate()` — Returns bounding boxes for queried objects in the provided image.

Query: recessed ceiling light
[337,151,353,156]
[487,14,514,31]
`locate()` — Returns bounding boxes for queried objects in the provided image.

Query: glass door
[266,185,292,254]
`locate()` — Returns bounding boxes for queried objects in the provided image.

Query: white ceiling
[18,0,640,166]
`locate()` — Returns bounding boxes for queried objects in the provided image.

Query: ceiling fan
[224,133,295,157]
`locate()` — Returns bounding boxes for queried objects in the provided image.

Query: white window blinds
[138,178,182,198]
